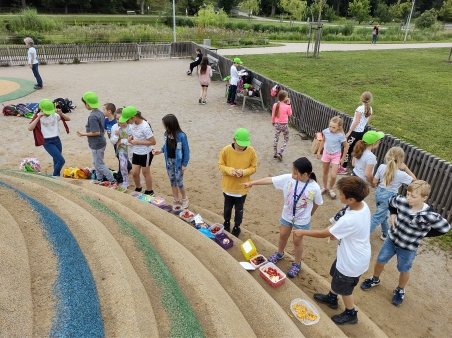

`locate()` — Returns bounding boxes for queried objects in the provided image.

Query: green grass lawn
[241,48,452,163]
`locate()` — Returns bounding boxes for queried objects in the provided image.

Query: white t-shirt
[374,164,413,193]
[40,114,61,138]
[272,174,323,226]
[353,150,376,181]
[27,47,38,64]
[130,121,153,155]
[352,105,372,132]
[329,202,371,277]
[322,128,346,154]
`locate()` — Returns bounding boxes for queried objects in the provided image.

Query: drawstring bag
[19,158,41,172]
[270,84,280,97]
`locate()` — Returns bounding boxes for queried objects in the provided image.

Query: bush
[9,8,64,33]
[416,9,437,29]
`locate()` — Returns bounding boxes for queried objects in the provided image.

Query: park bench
[236,78,265,112]
[221,38,241,45]
[127,11,136,15]
[207,54,222,80]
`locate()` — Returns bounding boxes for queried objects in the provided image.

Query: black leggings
[223,193,247,228]
[189,61,200,73]
[343,131,364,168]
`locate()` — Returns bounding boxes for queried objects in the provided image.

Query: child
[152,114,190,208]
[317,116,349,199]
[351,130,384,185]
[372,25,380,44]
[118,106,156,195]
[218,128,258,237]
[24,37,43,90]
[340,91,373,174]
[370,147,416,240]
[361,180,450,306]
[242,157,322,278]
[272,90,292,161]
[110,111,133,189]
[294,176,371,325]
[28,99,70,177]
[198,56,212,104]
[77,91,116,186]
[226,58,247,106]
[187,48,202,75]
[103,103,117,139]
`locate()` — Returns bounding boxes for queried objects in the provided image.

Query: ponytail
[275,102,280,118]
[383,147,406,186]
[352,140,366,159]
[309,172,317,182]
[360,91,373,118]
[363,102,371,118]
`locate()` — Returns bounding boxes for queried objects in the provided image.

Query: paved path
[219,42,452,56]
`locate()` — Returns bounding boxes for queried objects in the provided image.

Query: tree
[280,0,307,25]
[238,0,261,22]
[416,8,437,28]
[439,0,452,21]
[218,0,236,14]
[348,0,371,24]
[375,3,392,23]
[389,0,412,23]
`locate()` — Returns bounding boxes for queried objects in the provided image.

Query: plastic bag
[270,84,280,97]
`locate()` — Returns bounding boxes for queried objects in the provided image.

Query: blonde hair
[407,180,430,197]
[274,90,288,118]
[330,116,344,133]
[360,91,372,118]
[24,37,34,46]
[383,147,405,186]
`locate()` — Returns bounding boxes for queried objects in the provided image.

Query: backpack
[15,103,33,117]
[25,103,39,114]
[53,98,76,114]
[19,158,41,172]
[2,105,18,116]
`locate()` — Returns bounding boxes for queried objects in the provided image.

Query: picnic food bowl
[172,205,182,215]
[250,254,267,269]
[159,205,173,213]
[179,210,195,222]
[260,262,286,288]
[209,223,224,236]
[140,194,154,203]
[215,232,233,250]
[130,191,143,199]
[290,299,320,325]
[150,196,165,207]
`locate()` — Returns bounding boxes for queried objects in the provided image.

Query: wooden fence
[193,42,452,222]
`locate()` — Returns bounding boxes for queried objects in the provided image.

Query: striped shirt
[388,195,450,251]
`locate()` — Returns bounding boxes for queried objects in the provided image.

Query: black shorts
[132,151,154,167]
[330,260,360,296]
[201,85,209,88]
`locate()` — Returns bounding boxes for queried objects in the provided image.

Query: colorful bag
[2,104,18,116]
[19,158,41,172]
[270,84,280,97]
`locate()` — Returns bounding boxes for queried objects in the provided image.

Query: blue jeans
[372,35,378,44]
[377,237,417,273]
[227,84,237,103]
[43,136,65,176]
[370,186,397,236]
[32,63,43,87]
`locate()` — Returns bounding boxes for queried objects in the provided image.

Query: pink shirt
[272,102,292,124]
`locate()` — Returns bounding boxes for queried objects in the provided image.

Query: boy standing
[187,48,203,75]
[77,91,116,187]
[227,58,246,106]
[218,128,258,237]
[293,176,371,325]
[361,180,450,306]
[24,37,43,90]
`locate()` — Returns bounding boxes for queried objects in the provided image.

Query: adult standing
[28,99,70,177]
[372,25,380,44]
[24,37,43,90]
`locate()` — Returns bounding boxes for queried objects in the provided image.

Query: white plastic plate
[290,298,320,325]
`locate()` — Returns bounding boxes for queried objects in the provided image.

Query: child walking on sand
[152,114,190,208]
[361,180,450,306]
[294,176,371,325]
[272,90,292,161]
[103,102,117,139]
[317,116,349,199]
[242,157,323,278]
[24,37,43,90]
[351,130,384,185]
[118,106,156,195]
[198,57,212,104]
[340,91,373,174]
[110,112,133,189]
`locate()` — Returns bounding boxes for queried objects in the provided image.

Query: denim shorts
[376,237,417,273]
[279,217,310,230]
[166,158,184,188]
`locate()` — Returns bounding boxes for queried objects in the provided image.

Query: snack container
[130,191,143,199]
[215,232,233,250]
[241,239,258,261]
[259,262,286,288]
[172,205,183,215]
[290,298,320,325]
[179,210,195,222]
[209,223,224,236]
[196,222,210,230]
[139,194,153,203]
[159,205,173,213]
[250,254,268,269]
[151,196,165,207]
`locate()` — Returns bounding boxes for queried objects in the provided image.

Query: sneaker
[337,167,349,175]
[380,233,387,241]
[273,154,277,159]
[181,198,189,209]
[331,310,358,325]
[268,251,284,264]
[34,85,42,90]
[121,183,129,189]
[231,226,241,237]
[224,222,231,232]
[186,70,191,75]
[199,97,202,103]
[135,187,143,192]
[313,293,338,309]
[144,190,154,196]
[230,102,237,106]
[287,262,301,278]
[276,153,283,161]
[360,277,380,290]
[109,180,118,189]
[329,217,337,225]
[202,101,206,105]
[172,199,181,206]
[392,288,405,306]
[99,181,111,187]
[227,101,232,104]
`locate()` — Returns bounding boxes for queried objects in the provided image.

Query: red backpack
[2,104,18,116]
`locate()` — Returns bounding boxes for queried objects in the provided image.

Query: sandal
[172,199,181,206]
[287,262,302,278]
[329,190,337,199]
[321,188,328,195]
[181,198,189,209]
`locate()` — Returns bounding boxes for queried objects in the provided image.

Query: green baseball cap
[39,99,56,115]
[363,130,385,144]
[233,58,243,64]
[118,106,137,123]
[82,91,100,109]
[234,128,250,147]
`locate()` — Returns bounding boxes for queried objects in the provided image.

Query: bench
[127,11,136,15]
[236,78,265,112]
[221,38,241,45]
[207,54,222,80]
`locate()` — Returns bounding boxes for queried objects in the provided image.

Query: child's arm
[28,112,43,131]
[240,151,257,177]
[425,215,451,237]
[56,109,70,121]
[316,138,325,160]
[130,136,156,146]
[311,202,319,216]
[365,164,376,187]
[29,49,35,68]
[181,135,190,169]
[345,111,361,138]
[110,126,119,145]
[240,177,273,188]
[293,227,332,238]
[77,130,100,137]
[400,163,416,181]
[340,140,349,166]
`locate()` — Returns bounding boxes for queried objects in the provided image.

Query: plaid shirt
[388,195,451,251]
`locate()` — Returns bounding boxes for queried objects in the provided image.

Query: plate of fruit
[250,254,267,268]
[209,223,224,235]
[179,210,195,222]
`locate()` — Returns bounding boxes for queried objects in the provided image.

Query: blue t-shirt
[322,128,346,154]
[104,117,116,137]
